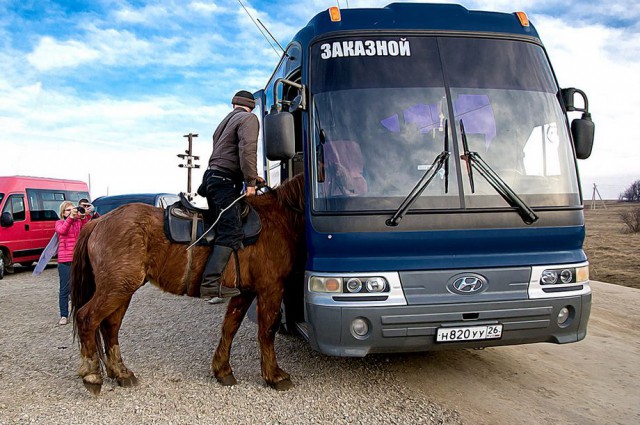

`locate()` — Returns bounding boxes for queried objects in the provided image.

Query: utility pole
[177,133,200,200]
[591,183,606,210]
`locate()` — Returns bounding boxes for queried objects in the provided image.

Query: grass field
[584,201,640,289]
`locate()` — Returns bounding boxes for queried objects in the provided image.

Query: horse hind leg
[76,282,141,394]
[256,291,293,391]
[211,292,256,386]
[100,300,139,387]
[76,304,105,395]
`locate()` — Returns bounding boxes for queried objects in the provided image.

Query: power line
[237,0,282,58]
[257,18,285,53]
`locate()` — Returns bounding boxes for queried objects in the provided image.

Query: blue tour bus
[256,3,595,356]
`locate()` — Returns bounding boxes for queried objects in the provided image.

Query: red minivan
[0,176,90,278]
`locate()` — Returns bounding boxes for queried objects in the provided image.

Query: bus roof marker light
[328,6,341,22]
[515,11,530,27]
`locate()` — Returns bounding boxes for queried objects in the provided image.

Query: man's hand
[246,177,266,197]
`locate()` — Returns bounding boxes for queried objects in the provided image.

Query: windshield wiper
[386,121,450,227]
[459,120,539,225]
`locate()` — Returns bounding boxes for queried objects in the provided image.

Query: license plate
[436,324,503,342]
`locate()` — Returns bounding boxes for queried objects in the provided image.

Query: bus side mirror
[572,115,595,159]
[561,87,595,160]
[1,211,14,227]
[264,110,295,160]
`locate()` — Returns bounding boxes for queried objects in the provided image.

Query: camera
[76,206,86,214]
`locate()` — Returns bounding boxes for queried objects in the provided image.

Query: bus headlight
[540,266,588,285]
[365,277,387,292]
[346,278,363,293]
[309,275,390,293]
[560,269,573,283]
[309,276,342,293]
[541,270,559,285]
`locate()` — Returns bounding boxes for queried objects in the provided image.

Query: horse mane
[271,173,305,214]
[249,173,305,242]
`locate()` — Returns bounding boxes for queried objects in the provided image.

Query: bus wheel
[0,252,5,280]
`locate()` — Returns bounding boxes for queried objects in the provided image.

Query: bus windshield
[310,36,580,213]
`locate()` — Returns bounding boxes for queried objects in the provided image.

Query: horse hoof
[117,374,139,387]
[216,374,237,386]
[269,378,294,391]
[83,381,102,395]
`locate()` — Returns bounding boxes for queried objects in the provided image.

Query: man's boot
[201,245,241,298]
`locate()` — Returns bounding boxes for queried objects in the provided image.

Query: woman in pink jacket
[55,201,89,325]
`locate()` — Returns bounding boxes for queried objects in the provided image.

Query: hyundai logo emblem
[449,275,488,295]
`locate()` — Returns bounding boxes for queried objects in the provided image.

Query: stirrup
[201,282,240,298]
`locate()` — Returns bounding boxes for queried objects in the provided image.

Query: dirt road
[391,281,640,425]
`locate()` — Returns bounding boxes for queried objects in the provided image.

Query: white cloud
[114,4,171,24]
[0,78,229,198]
[189,1,225,14]
[27,37,100,71]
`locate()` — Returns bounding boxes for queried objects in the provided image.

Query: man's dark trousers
[204,170,243,249]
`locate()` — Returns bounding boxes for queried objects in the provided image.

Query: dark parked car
[92,193,180,215]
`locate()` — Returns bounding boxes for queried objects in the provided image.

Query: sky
[0,0,638,200]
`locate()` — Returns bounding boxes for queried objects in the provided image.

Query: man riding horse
[201,90,265,299]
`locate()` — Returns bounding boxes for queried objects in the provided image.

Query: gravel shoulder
[0,266,461,425]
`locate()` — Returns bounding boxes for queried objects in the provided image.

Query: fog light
[346,278,362,293]
[351,318,369,338]
[541,270,559,285]
[557,307,570,325]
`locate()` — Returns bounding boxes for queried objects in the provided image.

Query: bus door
[0,193,30,262]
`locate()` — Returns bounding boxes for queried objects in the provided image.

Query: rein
[186,193,247,250]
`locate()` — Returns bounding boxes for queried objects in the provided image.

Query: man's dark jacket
[207,108,260,187]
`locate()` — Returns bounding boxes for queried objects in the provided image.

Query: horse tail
[70,219,99,338]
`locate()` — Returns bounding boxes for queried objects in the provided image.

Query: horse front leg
[100,299,138,387]
[211,292,256,386]
[256,289,293,391]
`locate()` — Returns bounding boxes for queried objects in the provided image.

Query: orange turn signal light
[515,11,529,27]
[325,278,340,292]
[329,6,341,22]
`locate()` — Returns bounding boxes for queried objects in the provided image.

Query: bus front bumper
[302,294,591,357]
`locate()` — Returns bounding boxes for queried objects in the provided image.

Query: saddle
[163,193,262,247]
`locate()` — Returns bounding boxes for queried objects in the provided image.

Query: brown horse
[70,175,305,394]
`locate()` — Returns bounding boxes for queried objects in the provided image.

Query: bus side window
[26,189,65,221]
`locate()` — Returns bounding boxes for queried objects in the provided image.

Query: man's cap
[232,90,255,110]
